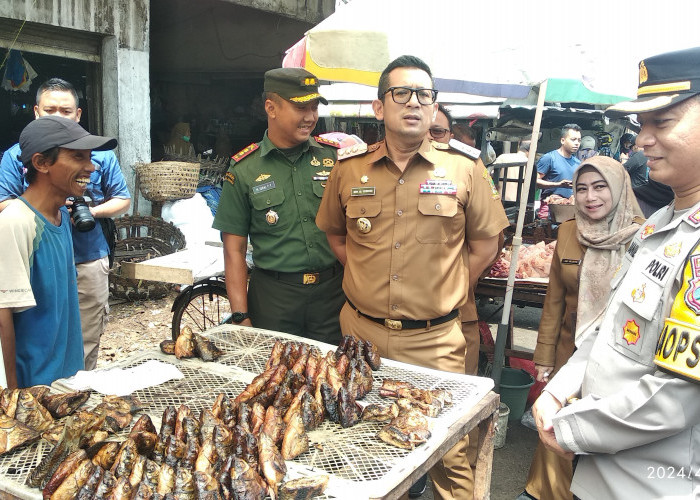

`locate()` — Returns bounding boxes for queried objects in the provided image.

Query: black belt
[257,262,342,285]
[347,300,458,331]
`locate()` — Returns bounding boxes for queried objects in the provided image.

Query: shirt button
[309,243,314,247]
[395,242,401,249]
[266,200,271,205]
[303,217,308,222]
[391,304,398,310]
[397,210,403,216]
[435,203,441,210]
[297,191,302,196]
[399,179,405,185]
[293,167,297,172]
[361,208,366,214]
[392,274,398,280]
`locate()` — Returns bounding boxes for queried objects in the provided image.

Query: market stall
[0,326,498,499]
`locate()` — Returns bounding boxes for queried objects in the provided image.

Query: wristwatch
[231,311,249,323]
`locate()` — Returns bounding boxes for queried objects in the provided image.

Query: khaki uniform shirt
[213,133,338,272]
[533,220,583,372]
[316,139,509,320]
[548,202,700,499]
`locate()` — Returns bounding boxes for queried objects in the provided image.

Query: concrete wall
[219,0,334,23]
[0,0,151,213]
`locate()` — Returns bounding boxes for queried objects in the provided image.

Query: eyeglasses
[383,86,438,105]
[429,127,450,139]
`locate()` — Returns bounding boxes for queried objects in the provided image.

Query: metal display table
[0,325,499,499]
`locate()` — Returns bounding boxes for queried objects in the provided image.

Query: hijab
[573,155,644,343]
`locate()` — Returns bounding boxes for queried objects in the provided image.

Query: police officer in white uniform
[532,46,700,499]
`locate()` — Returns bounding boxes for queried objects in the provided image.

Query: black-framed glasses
[383,86,438,105]
[429,127,450,139]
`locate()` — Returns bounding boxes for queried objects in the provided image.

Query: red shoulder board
[314,136,341,148]
[232,143,259,162]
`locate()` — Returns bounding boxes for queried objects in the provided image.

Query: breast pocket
[416,195,459,244]
[347,198,382,243]
[250,188,288,232]
[312,180,326,198]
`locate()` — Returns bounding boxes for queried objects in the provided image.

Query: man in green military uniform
[213,68,344,344]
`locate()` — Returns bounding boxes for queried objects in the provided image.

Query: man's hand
[534,364,553,382]
[532,391,574,459]
[559,179,573,188]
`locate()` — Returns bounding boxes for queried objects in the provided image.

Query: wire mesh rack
[0,325,494,499]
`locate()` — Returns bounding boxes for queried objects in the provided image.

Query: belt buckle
[384,318,403,330]
[303,272,320,285]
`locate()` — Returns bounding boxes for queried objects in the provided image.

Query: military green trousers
[248,265,345,345]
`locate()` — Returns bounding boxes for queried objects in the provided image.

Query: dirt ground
[97,289,181,368]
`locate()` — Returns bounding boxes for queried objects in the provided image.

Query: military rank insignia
[641,224,655,239]
[232,143,259,163]
[224,172,235,186]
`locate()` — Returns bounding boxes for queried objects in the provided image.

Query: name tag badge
[351,187,376,196]
[419,180,457,194]
[641,255,674,286]
[252,180,276,194]
[561,259,581,265]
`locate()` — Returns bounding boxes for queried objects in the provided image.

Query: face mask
[182,135,190,142]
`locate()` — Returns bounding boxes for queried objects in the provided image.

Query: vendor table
[119,242,225,286]
[0,325,498,500]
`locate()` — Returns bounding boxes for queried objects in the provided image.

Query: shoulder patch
[314,136,341,148]
[232,143,259,163]
[447,138,480,160]
[338,142,370,160]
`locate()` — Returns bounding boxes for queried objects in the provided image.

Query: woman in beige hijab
[521,155,644,500]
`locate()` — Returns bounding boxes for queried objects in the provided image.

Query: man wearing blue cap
[0,116,117,388]
[532,46,700,498]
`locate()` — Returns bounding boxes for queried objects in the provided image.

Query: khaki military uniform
[547,202,700,499]
[213,132,345,343]
[317,138,509,499]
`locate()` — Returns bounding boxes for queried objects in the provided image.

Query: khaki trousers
[525,441,573,500]
[340,302,475,500]
[77,256,110,370]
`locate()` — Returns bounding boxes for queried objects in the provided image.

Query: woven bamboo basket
[109,215,187,300]
[134,161,201,202]
[163,146,230,187]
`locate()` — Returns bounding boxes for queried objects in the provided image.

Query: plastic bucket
[494,403,510,449]
[500,368,535,421]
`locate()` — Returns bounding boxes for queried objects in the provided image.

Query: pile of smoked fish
[160,326,224,362]
[3,334,452,499]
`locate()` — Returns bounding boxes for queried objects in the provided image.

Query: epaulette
[338,142,373,160]
[232,143,259,163]
[447,138,480,160]
[314,136,341,148]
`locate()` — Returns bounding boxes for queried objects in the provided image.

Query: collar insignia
[641,224,655,239]
[310,156,321,167]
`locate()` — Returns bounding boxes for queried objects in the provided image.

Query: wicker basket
[134,161,201,202]
[163,146,230,187]
[109,215,187,301]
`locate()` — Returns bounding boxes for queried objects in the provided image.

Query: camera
[68,196,96,232]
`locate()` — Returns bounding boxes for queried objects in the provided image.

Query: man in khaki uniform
[317,55,509,499]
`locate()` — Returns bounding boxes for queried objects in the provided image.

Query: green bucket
[499,367,535,421]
